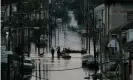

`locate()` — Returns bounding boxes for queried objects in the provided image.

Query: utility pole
[54,14,57,47]
[35,9,37,54]
[64,23,66,48]
[58,27,59,46]
[119,31,124,80]
[21,2,25,80]
[86,0,89,51]
[7,2,12,80]
[49,3,51,49]
[38,0,41,55]
[82,0,85,49]
[88,35,91,54]
[8,2,12,51]
[50,1,53,48]
[92,5,98,80]
[28,28,30,57]
[99,10,104,80]
[42,0,45,54]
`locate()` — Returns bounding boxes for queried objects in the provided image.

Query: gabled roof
[110,20,133,34]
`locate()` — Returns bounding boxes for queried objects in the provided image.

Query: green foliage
[67,0,84,10]
[24,0,38,13]
[50,1,69,23]
[2,0,18,6]
[67,0,84,25]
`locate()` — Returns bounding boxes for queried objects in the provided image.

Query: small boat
[38,52,44,57]
[62,53,71,59]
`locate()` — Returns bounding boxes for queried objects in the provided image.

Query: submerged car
[87,56,99,70]
[81,54,99,70]
[81,54,93,66]
[24,58,35,69]
[62,53,71,59]
[23,58,35,78]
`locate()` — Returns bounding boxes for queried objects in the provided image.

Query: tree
[1,0,18,6]
[67,0,84,25]
[24,0,38,13]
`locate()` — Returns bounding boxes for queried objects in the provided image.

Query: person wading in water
[56,46,60,58]
[51,47,55,58]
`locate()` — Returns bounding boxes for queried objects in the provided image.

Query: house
[104,0,133,79]
[110,20,133,80]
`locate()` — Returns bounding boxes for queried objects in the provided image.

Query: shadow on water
[64,60,69,67]
[58,59,60,67]
[58,58,60,60]
[51,58,54,63]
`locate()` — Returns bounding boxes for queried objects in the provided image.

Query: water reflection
[51,58,54,63]
[64,60,69,67]
[30,54,94,80]
[29,22,95,80]
[83,67,88,75]
[57,58,61,69]
[51,58,54,68]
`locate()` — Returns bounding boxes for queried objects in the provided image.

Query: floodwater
[27,24,95,80]
[30,54,96,80]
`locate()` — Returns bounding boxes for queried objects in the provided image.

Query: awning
[110,20,133,34]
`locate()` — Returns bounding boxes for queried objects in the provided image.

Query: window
[127,11,133,21]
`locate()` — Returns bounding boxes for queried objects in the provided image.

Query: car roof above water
[82,54,94,58]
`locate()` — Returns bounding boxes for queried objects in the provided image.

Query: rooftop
[104,0,133,4]
[110,20,133,34]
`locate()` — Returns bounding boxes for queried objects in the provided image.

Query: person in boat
[62,48,66,54]
[51,47,55,58]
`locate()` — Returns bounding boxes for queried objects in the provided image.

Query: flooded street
[30,54,96,80]
[2,1,132,80]
[28,24,95,80]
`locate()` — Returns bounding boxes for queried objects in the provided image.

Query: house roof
[110,20,133,34]
[104,0,133,4]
